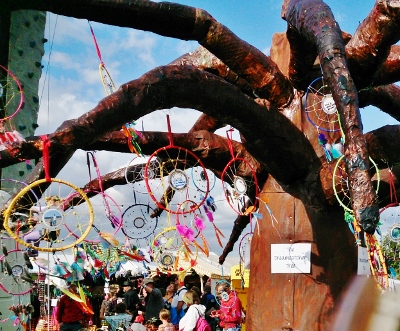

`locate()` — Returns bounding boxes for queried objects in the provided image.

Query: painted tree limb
[283,0,379,234]
[9,0,293,108]
[368,45,400,86]
[359,84,400,122]
[345,0,400,88]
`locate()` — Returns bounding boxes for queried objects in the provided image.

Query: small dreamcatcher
[304,76,343,162]
[88,21,116,95]
[192,167,216,193]
[175,200,210,256]
[144,115,209,214]
[221,128,259,215]
[0,248,34,295]
[121,203,159,248]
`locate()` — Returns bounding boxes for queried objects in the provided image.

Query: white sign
[271,243,312,273]
[357,246,371,275]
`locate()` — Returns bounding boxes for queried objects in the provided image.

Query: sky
[33,0,399,264]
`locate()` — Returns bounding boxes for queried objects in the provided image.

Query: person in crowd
[130,315,146,331]
[163,282,175,310]
[139,277,164,324]
[210,282,243,331]
[100,284,119,319]
[178,290,207,331]
[191,286,201,299]
[170,278,187,326]
[56,282,93,331]
[104,302,132,331]
[158,309,174,331]
[201,285,219,331]
[122,280,140,317]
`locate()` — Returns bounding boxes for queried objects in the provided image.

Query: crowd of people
[55,275,244,331]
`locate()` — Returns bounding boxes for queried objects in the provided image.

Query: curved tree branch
[9,0,293,108]
[283,0,379,234]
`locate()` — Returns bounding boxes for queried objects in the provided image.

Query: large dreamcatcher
[144,115,210,214]
[221,129,259,216]
[304,76,343,162]
[3,137,94,252]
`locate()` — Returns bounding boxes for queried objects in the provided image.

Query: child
[158,309,174,331]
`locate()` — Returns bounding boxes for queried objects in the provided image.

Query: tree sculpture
[2,0,400,329]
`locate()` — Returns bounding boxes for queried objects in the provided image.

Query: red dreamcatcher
[221,128,259,215]
[144,115,210,214]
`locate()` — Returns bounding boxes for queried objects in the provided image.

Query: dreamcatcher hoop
[221,129,259,215]
[0,65,24,123]
[304,76,340,133]
[121,203,159,241]
[144,115,209,214]
[191,167,216,193]
[125,155,162,194]
[0,249,33,295]
[3,178,94,252]
[332,155,380,213]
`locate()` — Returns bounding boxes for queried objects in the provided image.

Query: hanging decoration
[221,128,259,216]
[144,115,210,214]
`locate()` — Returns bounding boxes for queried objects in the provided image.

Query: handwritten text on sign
[271,243,312,274]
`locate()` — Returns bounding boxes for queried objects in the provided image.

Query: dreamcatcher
[144,115,210,214]
[175,200,210,256]
[332,155,387,289]
[88,21,116,95]
[63,152,123,243]
[121,203,159,249]
[304,76,343,162]
[0,247,34,295]
[3,137,94,252]
[221,128,259,216]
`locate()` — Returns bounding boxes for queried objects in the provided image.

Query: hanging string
[40,135,51,181]
[88,21,104,64]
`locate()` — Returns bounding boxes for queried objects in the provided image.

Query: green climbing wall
[3,10,46,180]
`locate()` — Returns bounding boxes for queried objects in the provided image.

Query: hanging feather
[121,250,145,261]
[245,206,256,215]
[173,254,179,271]
[99,232,120,248]
[198,234,210,256]
[193,240,209,257]
[212,223,225,248]
[23,252,33,269]
[331,142,343,159]
[194,216,206,231]
[176,224,195,242]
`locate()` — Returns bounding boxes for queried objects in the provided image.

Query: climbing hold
[32,96,39,104]
[18,125,26,131]
[32,123,39,129]
[19,171,25,177]
[33,15,39,21]
[18,49,24,56]
[25,21,30,28]
[35,62,42,68]
[27,72,34,78]
[29,41,36,48]
[42,38,48,43]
